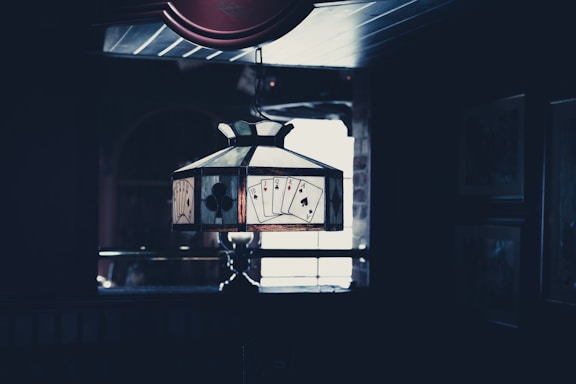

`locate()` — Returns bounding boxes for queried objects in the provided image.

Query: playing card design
[246,175,325,225]
[173,178,194,224]
[260,178,278,217]
[248,183,267,222]
[272,176,287,214]
[281,177,300,214]
[288,179,323,222]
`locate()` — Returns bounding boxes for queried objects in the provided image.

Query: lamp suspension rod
[253,47,271,121]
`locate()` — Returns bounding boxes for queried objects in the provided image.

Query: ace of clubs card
[289,180,324,222]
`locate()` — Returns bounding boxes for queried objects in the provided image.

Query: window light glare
[158,37,184,56]
[182,46,202,58]
[357,0,418,29]
[229,48,254,62]
[105,25,133,53]
[99,251,123,256]
[97,275,113,288]
[206,50,223,60]
[133,24,166,55]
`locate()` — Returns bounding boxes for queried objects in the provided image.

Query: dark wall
[372,0,576,304]
[1,0,576,382]
[1,2,101,297]
[370,1,576,378]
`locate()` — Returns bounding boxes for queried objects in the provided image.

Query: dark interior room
[2,0,576,382]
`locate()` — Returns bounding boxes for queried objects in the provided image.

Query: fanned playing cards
[247,176,324,224]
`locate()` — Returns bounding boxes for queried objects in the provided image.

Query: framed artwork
[544,98,576,305]
[457,94,525,199]
[454,221,522,328]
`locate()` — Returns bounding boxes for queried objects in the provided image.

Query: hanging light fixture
[172,119,343,232]
[171,119,343,291]
[171,48,343,292]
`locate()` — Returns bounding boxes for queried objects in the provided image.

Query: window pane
[260,118,355,251]
[260,258,318,277]
[259,118,358,288]
[318,257,352,276]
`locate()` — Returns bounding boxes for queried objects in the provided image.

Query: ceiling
[98,0,476,69]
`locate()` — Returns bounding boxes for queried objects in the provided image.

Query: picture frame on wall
[454,220,522,328]
[457,94,525,199]
[543,97,576,305]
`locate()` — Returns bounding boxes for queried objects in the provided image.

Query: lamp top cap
[218,120,294,147]
[218,120,293,138]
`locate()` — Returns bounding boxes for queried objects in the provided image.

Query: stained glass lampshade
[171,120,343,233]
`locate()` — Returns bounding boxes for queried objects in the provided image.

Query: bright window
[259,118,355,288]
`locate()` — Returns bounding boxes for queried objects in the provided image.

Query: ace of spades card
[289,179,324,222]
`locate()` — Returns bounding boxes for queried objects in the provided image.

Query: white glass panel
[203,146,250,167]
[218,123,236,138]
[255,120,283,136]
[260,257,318,277]
[318,257,352,276]
[249,146,323,168]
[174,147,231,171]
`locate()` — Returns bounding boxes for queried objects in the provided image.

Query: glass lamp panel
[202,146,250,167]
[233,120,253,136]
[174,147,231,172]
[246,175,325,225]
[200,175,238,226]
[326,175,344,227]
[255,120,283,136]
[249,146,324,168]
[172,177,195,224]
[217,122,236,139]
